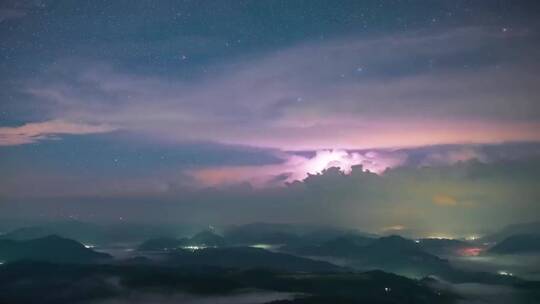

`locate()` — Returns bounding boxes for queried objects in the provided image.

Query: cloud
[0,120,115,146]
[2,155,539,237]
[2,142,538,201]
[185,142,540,188]
[11,26,540,150]
[432,194,458,207]
[189,149,407,187]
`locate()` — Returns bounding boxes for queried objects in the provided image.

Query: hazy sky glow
[1,1,540,235]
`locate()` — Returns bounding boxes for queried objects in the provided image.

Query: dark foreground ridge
[0,261,455,304]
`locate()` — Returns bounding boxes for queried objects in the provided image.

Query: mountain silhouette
[0,235,111,263]
[488,234,540,254]
[166,246,344,272]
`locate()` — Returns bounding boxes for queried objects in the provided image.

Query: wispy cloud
[0,120,115,146]
[11,26,540,149]
[0,8,26,22]
[0,0,47,23]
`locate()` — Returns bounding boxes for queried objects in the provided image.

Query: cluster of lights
[427,235,454,240]
[250,244,273,250]
[497,270,513,276]
[465,235,481,241]
[83,244,95,249]
[422,233,482,242]
[181,245,207,251]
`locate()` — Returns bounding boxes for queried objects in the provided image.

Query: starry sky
[1,1,540,236]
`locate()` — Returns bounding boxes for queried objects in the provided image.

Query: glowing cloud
[190,149,406,187]
[303,150,405,175]
[303,150,360,175]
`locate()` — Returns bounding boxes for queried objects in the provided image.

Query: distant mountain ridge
[165,246,345,272]
[283,235,451,278]
[0,235,111,263]
[482,221,540,243]
[0,220,190,245]
[488,234,540,254]
[138,230,225,251]
[417,238,472,256]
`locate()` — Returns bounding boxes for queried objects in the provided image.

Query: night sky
[1,1,539,237]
